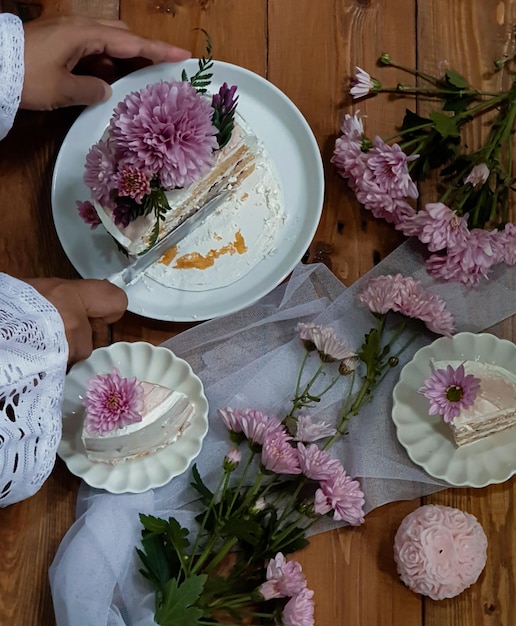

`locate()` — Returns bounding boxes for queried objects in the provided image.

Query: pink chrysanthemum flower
[314,469,365,525]
[282,587,315,626]
[419,363,481,423]
[350,67,381,99]
[240,409,284,446]
[358,274,455,337]
[84,138,118,207]
[297,443,343,481]
[496,222,516,266]
[332,135,368,191]
[356,186,416,225]
[397,202,470,251]
[363,137,419,200]
[261,430,301,475]
[218,407,244,433]
[294,414,336,442]
[295,322,356,363]
[110,80,218,189]
[458,228,504,278]
[114,165,152,203]
[76,200,101,229]
[259,552,307,600]
[83,367,144,434]
[223,448,241,472]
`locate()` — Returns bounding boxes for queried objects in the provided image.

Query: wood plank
[418,3,516,624]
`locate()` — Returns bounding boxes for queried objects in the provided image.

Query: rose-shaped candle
[393,504,487,600]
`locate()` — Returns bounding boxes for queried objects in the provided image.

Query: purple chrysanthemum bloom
[109,80,218,189]
[297,443,343,481]
[496,222,516,266]
[332,133,369,191]
[83,367,144,435]
[84,138,118,207]
[240,409,284,446]
[314,469,365,525]
[350,67,381,99]
[76,200,101,229]
[458,228,504,279]
[294,414,336,442]
[419,363,481,423]
[211,82,238,117]
[223,448,241,472]
[218,407,244,433]
[397,202,470,252]
[261,430,301,475]
[115,165,152,203]
[364,137,419,200]
[112,200,135,229]
[282,587,315,626]
[259,552,307,600]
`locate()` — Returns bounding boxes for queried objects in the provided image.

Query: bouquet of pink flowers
[133,274,454,626]
[332,53,516,286]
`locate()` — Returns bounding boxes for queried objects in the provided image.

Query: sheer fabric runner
[50,239,516,626]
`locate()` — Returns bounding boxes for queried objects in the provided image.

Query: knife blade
[107,190,230,288]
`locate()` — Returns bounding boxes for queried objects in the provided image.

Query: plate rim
[392,331,516,488]
[51,59,324,322]
[58,341,209,494]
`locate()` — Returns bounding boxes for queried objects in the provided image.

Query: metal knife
[107,190,230,288]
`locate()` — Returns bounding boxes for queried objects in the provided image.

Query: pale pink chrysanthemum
[295,322,356,362]
[223,448,241,472]
[76,200,101,229]
[294,414,336,442]
[419,363,481,423]
[332,134,369,191]
[110,80,218,189]
[363,137,419,200]
[83,367,144,435]
[358,274,455,337]
[356,185,416,225]
[240,409,284,446]
[397,202,470,251]
[261,430,301,475]
[350,67,380,99]
[464,163,489,188]
[458,228,504,278]
[425,250,475,286]
[496,222,516,265]
[282,587,315,626]
[84,138,118,207]
[259,552,307,600]
[314,469,365,525]
[297,443,343,481]
[339,111,364,140]
[218,407,245,433]
[114,165,152,203]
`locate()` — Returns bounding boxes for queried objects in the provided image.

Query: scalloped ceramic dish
[392,332,516,487]
[58,342,209,493]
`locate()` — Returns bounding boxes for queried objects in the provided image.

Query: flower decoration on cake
[393,504,488,600]
[77,32,239,249]
[83,367,144,434]
[419,362,481,422]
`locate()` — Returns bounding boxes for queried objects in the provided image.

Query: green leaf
[155,574,207,626]
[140,513,169,534]
[444,69,470,90]
[190,463,214,502]
[222,516,264,547]
[138,534,173,591]
[401,108,431,133]
[166,517,191,554]
[429,111,460,139]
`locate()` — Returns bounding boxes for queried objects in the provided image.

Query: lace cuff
[0,13,24,140]
[0,274,68,506]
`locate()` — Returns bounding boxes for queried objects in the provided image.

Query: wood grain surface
[0,1,514,625]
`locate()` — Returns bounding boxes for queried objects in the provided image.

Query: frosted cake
[81,370,194,464]
[434,360,516,447]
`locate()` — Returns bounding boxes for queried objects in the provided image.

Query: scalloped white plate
[58,342,209,493]
[392,332,516,487]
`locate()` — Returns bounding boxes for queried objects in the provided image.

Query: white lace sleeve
[0,13,24,140]
[0,274,68,506]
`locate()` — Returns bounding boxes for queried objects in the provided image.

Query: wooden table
[0,1,514,624]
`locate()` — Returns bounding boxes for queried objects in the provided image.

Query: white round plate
[392,332,516,487]
[58,342,209,493]
[51,60,324,321]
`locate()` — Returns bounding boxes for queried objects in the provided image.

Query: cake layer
[95,121,259,256]
[433,360,516,447]
[82,383,195,464]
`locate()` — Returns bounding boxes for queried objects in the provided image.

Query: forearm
[0,13,24,140]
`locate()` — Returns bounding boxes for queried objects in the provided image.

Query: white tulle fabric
[0,13,24,141]
[49,240,516,626]
[0,274,68,506]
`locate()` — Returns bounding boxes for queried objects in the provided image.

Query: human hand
[23,277,128,365]
[21,15,191,110]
